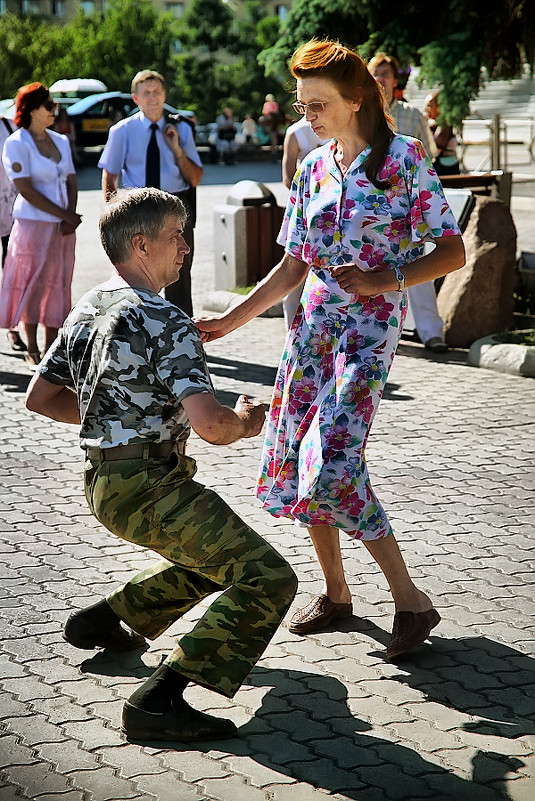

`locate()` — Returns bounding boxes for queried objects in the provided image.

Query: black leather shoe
[63,612,146,651]
[122,698,238,742]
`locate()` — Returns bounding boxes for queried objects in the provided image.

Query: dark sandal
[386,608,441,659]
[288,594,353,635]
[7,330,27,352]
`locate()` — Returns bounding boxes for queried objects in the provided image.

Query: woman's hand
[62,209,82,230]
[330,264,392,298]
[193,313,234,344]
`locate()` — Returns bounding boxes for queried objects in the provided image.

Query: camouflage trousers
[84,451,297,698]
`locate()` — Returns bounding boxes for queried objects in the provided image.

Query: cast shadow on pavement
[123,663,523,801]
[207,357,414,407]
[0,367,31,393]
[332,614,535,739]
[397,340,470,365]
[80,625,532,800]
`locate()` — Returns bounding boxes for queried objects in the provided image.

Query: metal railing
[458,115,535,170]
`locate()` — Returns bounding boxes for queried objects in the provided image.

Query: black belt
[85,440,186,461]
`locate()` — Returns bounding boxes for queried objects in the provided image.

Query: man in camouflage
[25,187,297,743]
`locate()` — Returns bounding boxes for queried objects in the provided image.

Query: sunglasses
[42,99,58,112]
[292,95,340,115]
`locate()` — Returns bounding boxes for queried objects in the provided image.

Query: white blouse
[1,127,75,223]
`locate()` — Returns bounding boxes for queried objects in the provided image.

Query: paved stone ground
[1,158,534,800]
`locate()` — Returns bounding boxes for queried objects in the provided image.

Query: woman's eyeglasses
[292,96,340,115]
[42,99,58,112]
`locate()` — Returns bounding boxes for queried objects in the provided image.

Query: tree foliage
[0,0,176,99]
[260,0,535,125]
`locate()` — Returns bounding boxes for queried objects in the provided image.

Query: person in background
[53,107,79,165]
[215,106,238,165]
[0,110,25,352]
[368,52,449,354]
[197,39,465,659]
[425,91,460,176]
[25,187,297,743]
[260,93,284,160]
[281,116,328,327]
[242,113,257,144]
[0,83,81,369]
[98,69,203,317]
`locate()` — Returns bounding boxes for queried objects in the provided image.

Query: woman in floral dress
[197,40,465,659]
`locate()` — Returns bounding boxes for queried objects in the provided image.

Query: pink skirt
[0,219,75,329]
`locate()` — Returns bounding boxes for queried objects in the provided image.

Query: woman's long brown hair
[289,40,394,189]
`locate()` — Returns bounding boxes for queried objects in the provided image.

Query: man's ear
[131,232,148,258]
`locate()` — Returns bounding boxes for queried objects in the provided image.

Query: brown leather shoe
[386,608,441,659]
[288,594,353,635]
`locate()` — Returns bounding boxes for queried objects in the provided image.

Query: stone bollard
[437,196,517,348]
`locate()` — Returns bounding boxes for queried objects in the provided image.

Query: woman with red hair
[0,83,81,368]
[197,40,465,658]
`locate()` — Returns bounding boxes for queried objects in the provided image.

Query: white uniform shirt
[98,112,201,193]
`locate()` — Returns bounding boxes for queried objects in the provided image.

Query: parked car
[51,78,109,109]
[66,92,195,150]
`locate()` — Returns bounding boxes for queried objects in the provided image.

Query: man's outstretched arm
[182,392,265,445]
[26,374,80,424]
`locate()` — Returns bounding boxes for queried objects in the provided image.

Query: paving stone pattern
[0,179,534,800]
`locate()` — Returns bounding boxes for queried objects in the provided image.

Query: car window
[85,101,107,117]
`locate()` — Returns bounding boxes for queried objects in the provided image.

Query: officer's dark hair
[99,187,187,265]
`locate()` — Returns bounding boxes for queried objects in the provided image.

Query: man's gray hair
[131,69,165,94]
[99,188,187,265]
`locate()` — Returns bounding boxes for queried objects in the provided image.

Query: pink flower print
[360,296,394,322]
[308,285,330,308]
[307,509,337,527]
[346,330,366,355]
[320,353,334,381]
[325,424,352,453]
[419,189,432,213]
[355,393,374,424]
[276,460,296,483]
[360,243,387,269]
[303,242,320,263]
[312,158,327,181]
[287,393,305,416]
[316,210,337,234]
[327,477,353,502]
[342,197,357,219]
[346,493,366,518]
[379,156,401,181]
[384,218,409,244]
[310,331,333,358]
[294,376,316,405]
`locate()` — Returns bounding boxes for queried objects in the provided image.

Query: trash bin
[213,181,284,291]
[518,251,535,294]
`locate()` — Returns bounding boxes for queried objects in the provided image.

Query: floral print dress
[256,134,461,541]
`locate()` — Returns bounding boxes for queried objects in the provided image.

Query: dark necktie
[145,122,160,189]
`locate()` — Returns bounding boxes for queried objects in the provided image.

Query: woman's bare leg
[307,525,351,604]
[23,323,38,354]
[363,535,432,612]
[44,326,58,352]
[308,526,431,612]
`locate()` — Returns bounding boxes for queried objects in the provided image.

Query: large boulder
[437,196,517,348]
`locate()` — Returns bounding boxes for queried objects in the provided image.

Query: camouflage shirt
[38,275,214,449]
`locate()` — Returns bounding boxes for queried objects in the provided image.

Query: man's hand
[163,124,181,157]
[234,395,266,438]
